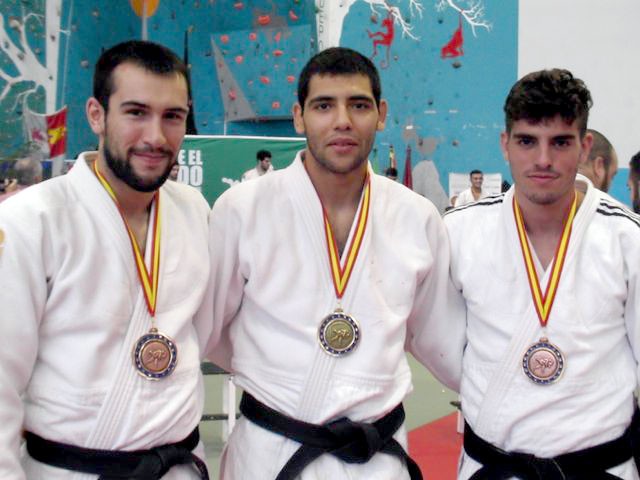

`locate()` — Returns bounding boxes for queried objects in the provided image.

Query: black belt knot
[240,392,423,480]
[324,416,384,463]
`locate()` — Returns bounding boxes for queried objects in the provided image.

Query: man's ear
[376,99,388,131]
[86,97,105,136]
[500,131,510,164]
[593,156,606,184]
[292,103,305,135]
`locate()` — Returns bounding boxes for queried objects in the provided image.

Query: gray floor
[200,354,457,478]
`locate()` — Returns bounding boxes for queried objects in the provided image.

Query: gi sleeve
[201,195,246,372]
[406,208,466,392]
[0,207,46,480]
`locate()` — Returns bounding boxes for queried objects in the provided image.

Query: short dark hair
[384,167,398,177]
[256,149,272,161]
[93,40,188,111]
[503,69,592,137]
[630,151,640,183]
[297,47,381,111]
[469,169,483,177]
[14,156,42,185]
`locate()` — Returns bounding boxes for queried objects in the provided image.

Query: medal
[513,193,577,385]
[317,175,370,357]
[133,328,178,379]
[94,162,177,379]
[318,309,360,356]
[522,337,564,384]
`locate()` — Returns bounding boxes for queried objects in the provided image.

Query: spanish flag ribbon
[94,162,161,316]
[513,193,577,327]
[323,177,371,299]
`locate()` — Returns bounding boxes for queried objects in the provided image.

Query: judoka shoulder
[212,165,288,214]
[162,180,210,216]
[372,173,441,223]
[0,174,73,225]
[444,193,504,221]
[595,194,640,231]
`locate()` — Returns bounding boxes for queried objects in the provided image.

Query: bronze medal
[94,163,178,381]
[133,328,178,380]
[522,337,564,385]
[513,194,577,387]
[318,311,360,356]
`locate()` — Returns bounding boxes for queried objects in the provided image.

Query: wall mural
[0,0,515,210]
[328,0,514,211]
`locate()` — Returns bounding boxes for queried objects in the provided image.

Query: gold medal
[522,337,564,385]
[318,176,370,357]
[318,310,360,356]
[133,328,178,380]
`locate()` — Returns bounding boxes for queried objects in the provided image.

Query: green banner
[177,135,307,205]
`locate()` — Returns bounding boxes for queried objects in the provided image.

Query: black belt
[464,418,636,480]
[240,392,422,480]
[24,427,209,479]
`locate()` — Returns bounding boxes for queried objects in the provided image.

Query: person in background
[169,161,180,181]
[241,149,273,182]
[454,169,487,206]
[384,166,398,180]
[629,151,640,214]
[0,40,212,479]
[0,155,42,203]
[577,128,618,192]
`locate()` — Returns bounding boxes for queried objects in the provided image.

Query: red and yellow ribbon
[93,162,161,316]
[323,177,371,299]
[513,193,577,327]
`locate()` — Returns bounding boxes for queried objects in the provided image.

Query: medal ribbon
[513,193,577,327]
[323,176,371,299]
[93,162,161,316]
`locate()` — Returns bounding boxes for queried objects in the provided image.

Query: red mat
[408,412,462,480]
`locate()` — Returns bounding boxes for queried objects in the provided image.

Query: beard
[306,141,369,175]
[103,137,174,193]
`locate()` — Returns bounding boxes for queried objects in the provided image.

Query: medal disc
[133,329,178,380]
[318,311,360,356]
[522,338,564,385]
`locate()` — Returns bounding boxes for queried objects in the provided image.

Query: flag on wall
[23,107,49,155]
[403,145,413,190]
[47,108,67,158]
[23,105,67,159]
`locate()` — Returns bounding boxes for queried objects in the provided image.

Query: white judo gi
[0,153,212,480]
[205,152,465,479]
[454,188,487,207]
[444,182,640,479]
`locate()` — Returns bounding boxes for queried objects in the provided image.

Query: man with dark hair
[577,128,618,192]
[384,166,398,180]
[241,149,273,181]
[454,169,487,206]
[0,40,211,479]
[0,155,43,203]
[446,68,640,479]
[206,47,464,479]
[629,151,640,214]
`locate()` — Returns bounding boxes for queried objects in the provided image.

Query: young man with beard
[445,69,640,479]
[0,41,212,479]
[205,47,465,479]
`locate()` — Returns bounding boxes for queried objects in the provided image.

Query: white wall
[519,0,640,171]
